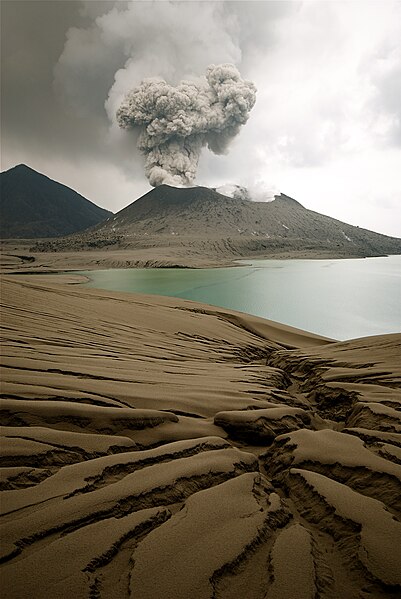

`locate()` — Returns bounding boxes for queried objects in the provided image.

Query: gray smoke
[116,64,256,187]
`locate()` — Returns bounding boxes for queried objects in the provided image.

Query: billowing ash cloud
[116,64,256,187]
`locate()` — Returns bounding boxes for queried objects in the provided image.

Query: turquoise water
[77,255,401,340]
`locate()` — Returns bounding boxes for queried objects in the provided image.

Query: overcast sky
[2,0,401,236]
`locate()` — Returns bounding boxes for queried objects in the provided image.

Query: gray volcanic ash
[1,276,401,598]
[25,184,401,268]
[90,184,401,260]
[116,64,256,187]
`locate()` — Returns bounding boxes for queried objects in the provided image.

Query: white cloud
[2,0,401,236]
[222,0,401,236]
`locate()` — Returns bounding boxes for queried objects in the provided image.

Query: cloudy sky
[2,0,401,236]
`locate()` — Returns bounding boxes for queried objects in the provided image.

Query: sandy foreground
[1,275,401,598]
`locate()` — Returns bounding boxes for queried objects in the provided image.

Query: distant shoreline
[1,237,399,275]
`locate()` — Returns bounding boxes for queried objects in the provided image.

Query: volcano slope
[0,164,112,239]
[1,275,400,598]
[25,185,401,270]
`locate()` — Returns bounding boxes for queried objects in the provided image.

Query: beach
[2,237,392,275]
[1,274,400,598]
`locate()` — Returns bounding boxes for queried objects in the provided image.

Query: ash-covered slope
[94,184,401,258]
[98,184,306,237]
[0,165,112,238]
[1,276,400,597]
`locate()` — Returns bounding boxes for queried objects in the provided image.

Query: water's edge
[73,256,401,341]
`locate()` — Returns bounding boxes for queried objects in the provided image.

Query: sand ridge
[1,275,400,598]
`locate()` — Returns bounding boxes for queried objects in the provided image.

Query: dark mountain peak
[9,163,32,172]
[5,163,48,179]
[4,163,71,189]
[0,164,112,239]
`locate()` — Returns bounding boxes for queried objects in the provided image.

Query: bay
[77,255,401,340]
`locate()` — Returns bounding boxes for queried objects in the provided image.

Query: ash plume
[116,64,256,187]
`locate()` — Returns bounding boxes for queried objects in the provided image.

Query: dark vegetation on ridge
[0,164,112,238]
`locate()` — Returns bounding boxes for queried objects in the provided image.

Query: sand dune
[1,276,400,598]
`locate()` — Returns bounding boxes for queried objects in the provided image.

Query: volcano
[97,185,306,237]
[0,164,112,238]
[33,184,401,264]
[91,185,401,258]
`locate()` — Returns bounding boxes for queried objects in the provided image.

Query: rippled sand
[1,276,400,598]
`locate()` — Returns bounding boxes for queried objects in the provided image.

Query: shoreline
[2,253,400,342]
[1,250,397,279]
[1,237,400,275]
